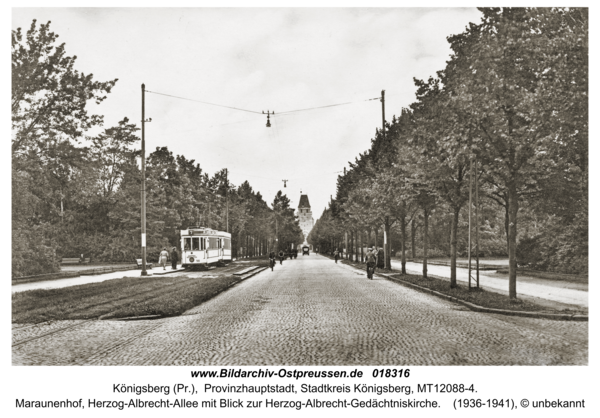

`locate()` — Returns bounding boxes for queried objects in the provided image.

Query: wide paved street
[13,254,587,366]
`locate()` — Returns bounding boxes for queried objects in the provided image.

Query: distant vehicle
[302,246,310,255]
[180,227,231,268]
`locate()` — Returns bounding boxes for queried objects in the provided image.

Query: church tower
[297,194,314,244]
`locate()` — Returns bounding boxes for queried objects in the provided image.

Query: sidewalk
[12,266,186,294]
[391,260,588,309]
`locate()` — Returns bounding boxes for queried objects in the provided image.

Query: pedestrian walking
[366,246,378,279]
[377,247,385,269]
[334,248,339,263]
[159,247,169,270]
[269,250,276,271]
[278,250,285,265]
[171,247,178,270]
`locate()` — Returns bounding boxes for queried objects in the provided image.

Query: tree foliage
[11,20,302,277]
[310,8,587,299]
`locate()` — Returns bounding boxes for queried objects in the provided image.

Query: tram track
[12,265,262,349]
[75,266,269,364]
[75,322,167,365]
[11,276,209,348]
[12,319,96,348]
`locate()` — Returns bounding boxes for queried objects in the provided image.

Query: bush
[543,211,588,275]
[516,235,546,269]
[12,226,60,278]
[516,211,588,275]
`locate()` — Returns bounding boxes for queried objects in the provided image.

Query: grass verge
[386,273,587,313]
[333,256,587,315]
[13,261,268,323]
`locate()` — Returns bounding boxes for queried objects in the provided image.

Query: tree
[12,20,118,274]
[12,20,117,158]
[444,7,588,298]
[272,191,303,251]
[409,77,470,287]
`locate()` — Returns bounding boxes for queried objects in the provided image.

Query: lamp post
[141,84,152,276]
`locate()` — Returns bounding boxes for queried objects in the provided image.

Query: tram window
[192,237,200,251]
[184,238,191,251]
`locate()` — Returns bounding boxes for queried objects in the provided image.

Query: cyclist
[278,249,285,265]
[269,250,276,271]
[365,246,378,279]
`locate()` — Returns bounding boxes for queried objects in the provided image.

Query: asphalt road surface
[13,254,587,365]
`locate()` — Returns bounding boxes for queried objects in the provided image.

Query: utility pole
[140,84,148,276]
[381,89,388,269]
[381,90,386,141]
[468,156,473,289]
[467,155,480,289]
[343,168,347,259]
[475,157,480,288]
[225,168,229,233]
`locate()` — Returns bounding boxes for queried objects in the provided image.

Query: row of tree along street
[12,20,304,278]
[308,8,587,299]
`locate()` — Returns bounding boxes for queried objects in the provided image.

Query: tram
[180,227,231,268]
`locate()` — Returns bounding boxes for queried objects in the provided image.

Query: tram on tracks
[180,227,231,268]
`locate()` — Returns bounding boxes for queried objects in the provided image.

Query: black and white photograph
[7,3,595,416]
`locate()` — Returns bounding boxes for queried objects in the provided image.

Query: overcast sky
[12,7,483,218]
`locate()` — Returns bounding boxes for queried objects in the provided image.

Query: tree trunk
[450,206,460,288]
[508,180,519,299]
[360,230,364,263]
[400,215,406,274]
[345,231,348,259]
[411,219,416,260]
[384,217,391,269]
[350,230,354,262]
[423,207,429,279]
[504,200,510,256]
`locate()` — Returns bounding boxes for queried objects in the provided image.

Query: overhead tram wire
[145,89,381,120]
[276,97,380,115]
[241,170,342,183]
[144,90,263,115]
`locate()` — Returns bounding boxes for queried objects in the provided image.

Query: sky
[11,7,483,219]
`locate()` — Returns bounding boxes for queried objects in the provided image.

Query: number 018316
[372,369,410,378]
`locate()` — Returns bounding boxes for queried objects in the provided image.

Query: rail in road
[11,253,587,366]
[392,260,587,308]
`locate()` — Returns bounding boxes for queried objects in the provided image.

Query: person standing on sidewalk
[159,247,169,270]
[171,247,178,270]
